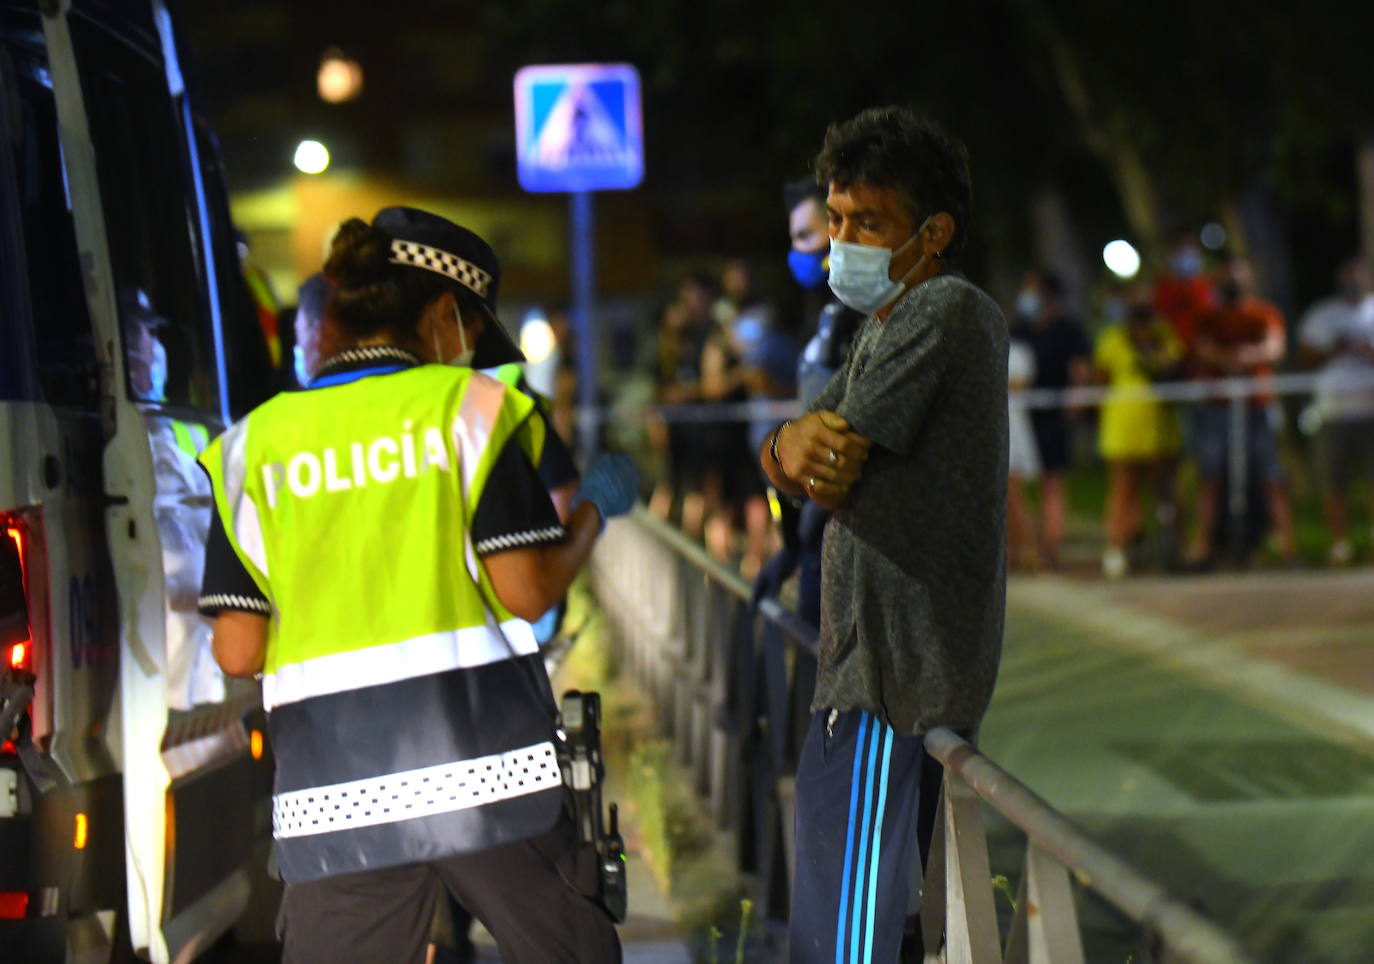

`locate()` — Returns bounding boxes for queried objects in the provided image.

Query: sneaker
[1102,547,1129,580]
[1329,539,1353,566]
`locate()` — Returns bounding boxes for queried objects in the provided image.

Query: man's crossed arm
[759,411,872,513]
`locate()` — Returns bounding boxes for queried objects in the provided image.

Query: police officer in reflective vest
[198,207,635,963]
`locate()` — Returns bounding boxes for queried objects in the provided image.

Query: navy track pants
[789,709,936,964]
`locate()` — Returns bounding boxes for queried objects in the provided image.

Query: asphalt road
[203,566,1374,963]
[981,571,1374,964]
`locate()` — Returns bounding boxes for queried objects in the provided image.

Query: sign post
[568,190,597,459]
[514,63,643,459]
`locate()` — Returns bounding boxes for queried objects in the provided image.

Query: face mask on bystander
[827,217,933,314]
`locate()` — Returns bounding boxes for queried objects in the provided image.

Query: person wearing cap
[196,207,634,963]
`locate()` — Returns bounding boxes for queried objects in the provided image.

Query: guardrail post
[707,602,743,828]
[1226,384,1248,561]
[672,557,694,763]
[937,771,1002,964]
[1004,843,1085,964]
[919,791,947,963]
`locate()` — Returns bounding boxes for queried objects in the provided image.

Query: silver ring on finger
[808,476,817,490]
[828,448,839,465]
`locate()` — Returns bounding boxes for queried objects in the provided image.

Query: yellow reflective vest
[199,362,563,883]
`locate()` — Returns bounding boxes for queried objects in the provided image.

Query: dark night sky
[176,0,1374,311]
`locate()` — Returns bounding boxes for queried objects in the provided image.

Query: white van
[2,1,279,960]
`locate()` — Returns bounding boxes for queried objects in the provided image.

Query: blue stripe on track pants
[788,708,931,964]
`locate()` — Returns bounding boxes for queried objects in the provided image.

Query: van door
[40,3,217,960]
[0,13,128,961]
[46,2,279,958]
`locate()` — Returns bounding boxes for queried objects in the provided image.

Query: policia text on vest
[259,419,459,505]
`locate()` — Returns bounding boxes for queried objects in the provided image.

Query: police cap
[372,206,524,368]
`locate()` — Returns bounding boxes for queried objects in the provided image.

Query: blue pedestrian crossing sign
[514,63,644,193]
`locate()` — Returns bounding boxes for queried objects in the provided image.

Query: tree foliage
[178,0,1374,296]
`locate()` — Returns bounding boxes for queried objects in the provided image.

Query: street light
[318,49,363,104]
[519,314,556,366]
[1103,240,1141,279]
[519,311,559,397]
[293,140,330,175]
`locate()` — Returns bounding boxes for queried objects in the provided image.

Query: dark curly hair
[323,218,483,341]
[784,177,826,215]
[814,106,973,260]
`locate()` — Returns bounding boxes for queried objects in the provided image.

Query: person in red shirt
[1187,256,1296,564]
[1153,235,1216,349]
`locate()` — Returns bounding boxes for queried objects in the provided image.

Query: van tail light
[2,512,41,757]
[0,890,29,919]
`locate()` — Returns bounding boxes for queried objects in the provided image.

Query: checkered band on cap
[388,240,493,298]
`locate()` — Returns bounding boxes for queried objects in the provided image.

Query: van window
[69,19,219,415]
[1,22,98,407]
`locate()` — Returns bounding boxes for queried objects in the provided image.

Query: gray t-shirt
[809,272,1008,734]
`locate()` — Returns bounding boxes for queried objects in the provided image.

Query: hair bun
[324,217,395,290]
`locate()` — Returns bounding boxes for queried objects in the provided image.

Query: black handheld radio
[556,690,627,923]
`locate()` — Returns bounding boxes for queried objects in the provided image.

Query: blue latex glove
[572,452,640,530]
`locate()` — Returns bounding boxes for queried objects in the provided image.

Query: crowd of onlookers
[1009,241,1374,577]
[640,235,1374,579]
[644,260,803,580]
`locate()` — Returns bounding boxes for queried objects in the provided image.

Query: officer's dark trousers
[278,813,620,963]
[789,709,942,964]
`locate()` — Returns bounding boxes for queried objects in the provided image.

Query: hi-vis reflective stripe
[454,373,507,507]
[220,419,270,580]
[273,740,561,839]
[261,618,538,710]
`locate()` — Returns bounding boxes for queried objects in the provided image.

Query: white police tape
[1015,369,1374,410]
[578,370,1374,425]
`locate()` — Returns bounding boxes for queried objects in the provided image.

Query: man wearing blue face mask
[759,107,1007,963]
[752,182,865,623]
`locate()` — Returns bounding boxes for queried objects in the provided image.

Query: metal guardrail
[920,728,1255,964]
[591,508,1259,963]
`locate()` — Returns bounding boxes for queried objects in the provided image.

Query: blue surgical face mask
[733,315,764,348]
[827,218,930,315]
[1102,296,1128,324]
[147,337,168,402]
[294,344,310,387]
[1171,248,1204,278]
[1015,289,1043,319]
[788,248,829,289]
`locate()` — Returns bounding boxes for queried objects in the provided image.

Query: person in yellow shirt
[1094,296,1185,577]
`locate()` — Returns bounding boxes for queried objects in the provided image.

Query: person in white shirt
[1007,338,1041,569]
[1297,257,1374,564]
